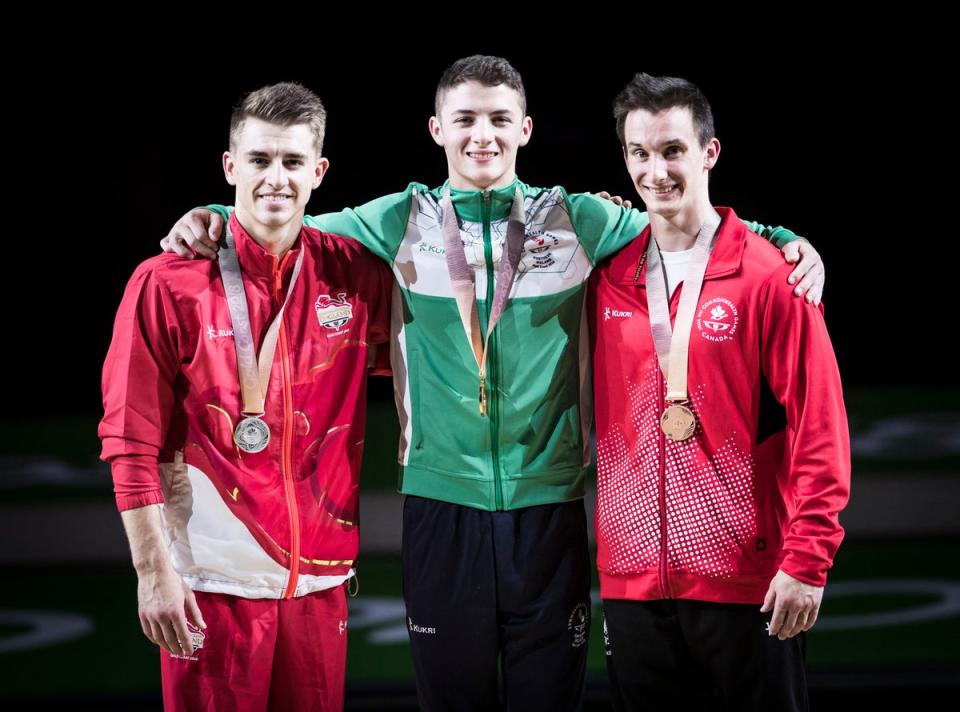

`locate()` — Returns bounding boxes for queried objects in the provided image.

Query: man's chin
[256,210,295,226]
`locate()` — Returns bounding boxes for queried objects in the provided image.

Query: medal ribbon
[440,187,526,415]
[645,216,720,403]
[218,225,305,417]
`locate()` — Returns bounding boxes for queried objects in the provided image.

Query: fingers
[160,234,196,259]
[140,606,196,656]
[785,608,810,639]
[790,263,824,301]
[160,210,222,260]
[184,588,207,630]
[760,582,776,614]
[209,211,225,242]
[594,191,630,207]
[785,243,825,305]
[146,616,179,656]
[782,241,801,265]
[767,597,787,638]
[138,611,157,646]
[807,279,824,306]
[171,609,195,657]
[786,255,811,289]
[803,605,820,632]
[181,213,220,259]
[779,604,803,640]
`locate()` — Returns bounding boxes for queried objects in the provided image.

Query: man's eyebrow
[244,149,309,159]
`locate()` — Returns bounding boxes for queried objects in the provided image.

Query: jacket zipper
[275,253,301,599]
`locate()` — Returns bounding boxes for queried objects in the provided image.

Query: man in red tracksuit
[100,83,391,711]
[589,73,849,711]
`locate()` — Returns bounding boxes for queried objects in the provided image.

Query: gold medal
[660,403,696,442]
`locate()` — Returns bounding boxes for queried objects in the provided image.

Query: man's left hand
[782,241,825,305]
[760,569,824,640]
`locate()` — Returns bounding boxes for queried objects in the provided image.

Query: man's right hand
[121,504,206,657]
[160,209,224,259]
[136,562,206,657]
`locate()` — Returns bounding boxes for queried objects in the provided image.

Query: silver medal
[234,416,270,453]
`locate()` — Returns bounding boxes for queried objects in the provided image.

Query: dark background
[2,25,957,711]
[7,32,935,416]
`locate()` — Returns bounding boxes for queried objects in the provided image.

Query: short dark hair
[613,73,714,147]
[434,55,527,115]
[229,82,327,155]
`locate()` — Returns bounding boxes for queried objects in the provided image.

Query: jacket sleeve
[99,262,182,512]
[564,188,804,263]
[759,266,850,586]
[352,245,394,376]
[306,185,416,266]
[207,186,415,267]
[742,221,803,249]
[564,189,649,265]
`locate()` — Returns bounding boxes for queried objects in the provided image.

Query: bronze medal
[660,404,696,442]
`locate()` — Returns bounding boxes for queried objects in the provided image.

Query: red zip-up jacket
[588,207,849,604]
[100,214,391,599]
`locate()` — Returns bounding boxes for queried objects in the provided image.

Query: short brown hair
[613,73,714,148]
[229,82,327,155]
[434,55,526,116]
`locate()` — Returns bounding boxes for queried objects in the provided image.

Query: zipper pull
[479,374,487,416]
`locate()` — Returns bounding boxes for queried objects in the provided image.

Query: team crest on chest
[697,297,739,342]
[315,292,353,331]
[521,230,560,270]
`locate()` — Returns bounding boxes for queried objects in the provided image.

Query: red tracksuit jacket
[100,214,391,599]
[589,207,850,604]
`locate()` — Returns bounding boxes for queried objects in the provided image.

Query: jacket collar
[228,212,303,280]
[436,177,523,223]
[614,206,746,285]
